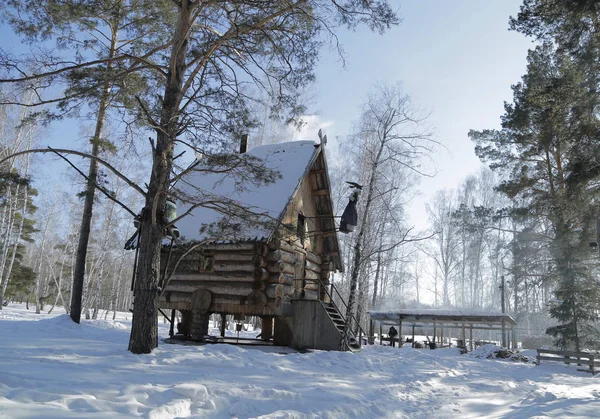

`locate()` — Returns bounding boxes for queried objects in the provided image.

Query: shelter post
[379,323,382,346]
[220,314,226,337]
[411,324,415,348]
[398,319,402,349]
[169,310,175,337]
[511,326,517,349]
[469,325,473,352]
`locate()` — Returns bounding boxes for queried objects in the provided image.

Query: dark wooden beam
[313,189,330,196]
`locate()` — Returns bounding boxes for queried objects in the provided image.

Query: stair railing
[316,279,367,347]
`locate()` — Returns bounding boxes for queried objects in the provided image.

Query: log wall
[158,239,333,316]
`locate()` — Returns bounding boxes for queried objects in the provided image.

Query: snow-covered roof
[174,140,319,242]
[369,309,517,327]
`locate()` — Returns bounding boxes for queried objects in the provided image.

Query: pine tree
[470,43,600,350]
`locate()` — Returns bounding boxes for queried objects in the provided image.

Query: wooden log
[302,289,319,300]
[254,242,269,257]
[191,289,212,312]
[320,261,334,271]
[267,250,296,264]
[303,282,321,291]
[169,272,255,283]
[254,267,268,281]
[165,283,255,296]
[267,273,295,286]
[173,258,200,273]
[251,280,266,291]
[305,252,322,265]
[268,238,296,254]
[213,253,254,263]
[267,260,295,275]
[304,259,322,273]
[252,255,267,268]
[266,284,294,299]
[304,270,319,281]
[247,290,268,306]
[212,262,255,272]
[201,243,256,252]
[161,291,241,306]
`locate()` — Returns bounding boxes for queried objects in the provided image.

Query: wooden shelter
[369,309,518,351]
[158,141,354,350]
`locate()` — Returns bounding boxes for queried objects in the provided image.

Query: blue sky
[0,1,534,230]
[301,0,534,229]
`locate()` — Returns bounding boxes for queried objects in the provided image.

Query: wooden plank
[537,349,596,357]
[537,356,595,365]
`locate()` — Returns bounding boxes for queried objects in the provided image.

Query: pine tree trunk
[128,1,193,354]
[70,28,118,323]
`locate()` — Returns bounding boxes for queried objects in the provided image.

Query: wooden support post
[169,309,175,337]
[191,311,210,341]
[220,314,226,337]
[261,317,273,341]
[273,317,292,346]
[511,326,517,349]
[411,324,415,348]
[379,323,382,346]
[440,325,444,346]
[398,321,402,349]
[462,324,466,349]
[469,325,473,352]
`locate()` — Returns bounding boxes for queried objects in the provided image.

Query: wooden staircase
[279,282,366,352]
[321,301,362,350]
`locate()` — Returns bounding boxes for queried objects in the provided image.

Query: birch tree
[340,83,433,348]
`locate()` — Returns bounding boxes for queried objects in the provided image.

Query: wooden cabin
[158,140,351,350]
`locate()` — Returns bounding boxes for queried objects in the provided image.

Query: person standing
[388,326,398,347]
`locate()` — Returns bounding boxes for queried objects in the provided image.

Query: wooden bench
[536,349,599,375]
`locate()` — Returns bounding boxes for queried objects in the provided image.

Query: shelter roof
[369,309,517,328]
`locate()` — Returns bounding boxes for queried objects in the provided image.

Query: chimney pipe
[240,134,248,154]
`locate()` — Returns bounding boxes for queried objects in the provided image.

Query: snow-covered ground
[0,304,598,418]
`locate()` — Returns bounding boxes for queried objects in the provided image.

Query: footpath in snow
[0,304,598,418]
